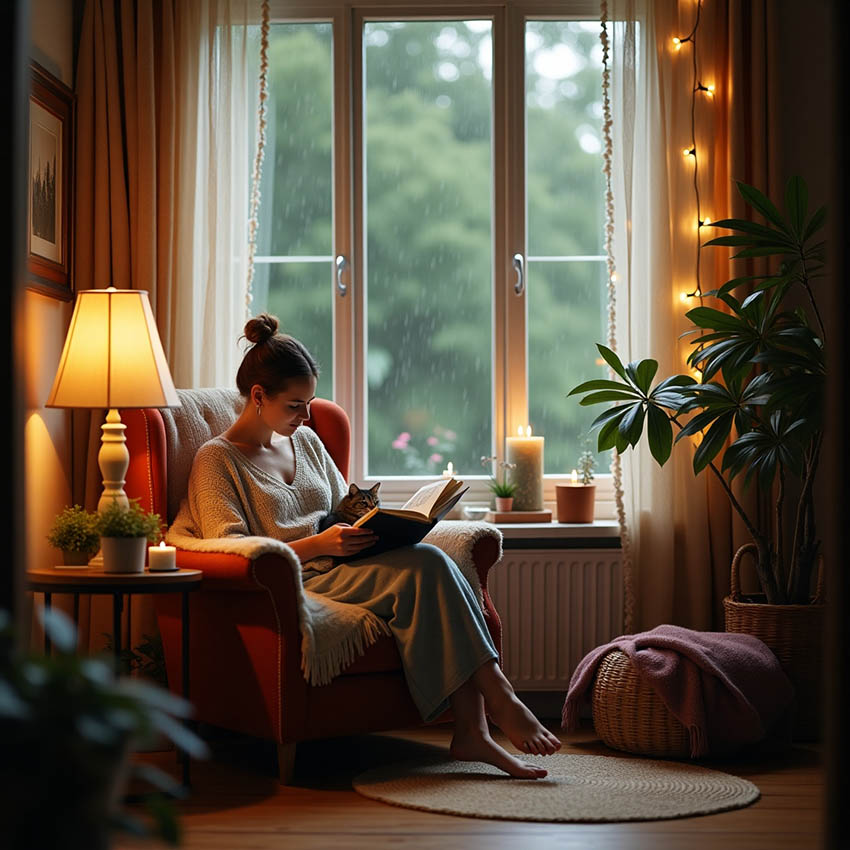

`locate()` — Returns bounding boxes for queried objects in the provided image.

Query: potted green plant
[569,176,825,736]
[0,606,208,850]
[96,498,163,574]
[482,456,518,511]
[556,445,597,523]
[47,504,100,566]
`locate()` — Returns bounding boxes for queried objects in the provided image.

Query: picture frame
[27,62,75,301]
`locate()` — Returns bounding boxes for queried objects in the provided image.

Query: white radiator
[488,548,623,691]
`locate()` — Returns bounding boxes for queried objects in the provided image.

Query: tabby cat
[319,482,381,531]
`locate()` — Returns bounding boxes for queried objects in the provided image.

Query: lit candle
[505,426,544,510]
[441,461,455,479]
[148,540,177,571]
[571,468,579,485]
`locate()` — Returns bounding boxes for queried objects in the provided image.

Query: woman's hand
[315,523,378,557]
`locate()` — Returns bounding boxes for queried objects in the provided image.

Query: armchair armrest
[169,538,305,645]
[423,521,503,594]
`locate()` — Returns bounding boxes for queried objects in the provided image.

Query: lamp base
[97,408,130,513]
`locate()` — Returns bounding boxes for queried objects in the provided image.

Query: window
[255,2,611,509]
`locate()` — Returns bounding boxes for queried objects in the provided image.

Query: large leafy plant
[0,607,209,849]
[569,177,825,605]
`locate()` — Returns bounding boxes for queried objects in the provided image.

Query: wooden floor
[118,723,823,850]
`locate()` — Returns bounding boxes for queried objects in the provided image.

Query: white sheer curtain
[604,0,723,631]
[169,0,264,388]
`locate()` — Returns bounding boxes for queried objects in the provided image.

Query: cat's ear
[370,482,381,495]
[348,482,359,496]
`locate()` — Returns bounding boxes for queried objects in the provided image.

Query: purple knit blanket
[561,625,795,757]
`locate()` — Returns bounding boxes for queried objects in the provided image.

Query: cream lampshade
[46,287,180,515]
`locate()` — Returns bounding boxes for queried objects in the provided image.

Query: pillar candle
[148,540,177,571]
[506,426,544,510]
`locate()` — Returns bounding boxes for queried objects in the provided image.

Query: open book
[351,477,468,558]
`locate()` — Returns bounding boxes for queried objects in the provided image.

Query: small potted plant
[47,504,100,566]
[482,456,518,511]
[96,498,162,574]
[0,606,208,850]
[556,445,597,523]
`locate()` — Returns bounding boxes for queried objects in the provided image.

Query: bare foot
[450,728,548,779]
[485,689,562,756]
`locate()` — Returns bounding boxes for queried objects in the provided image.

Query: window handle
[512,253,525,296]
[335,254,349,297]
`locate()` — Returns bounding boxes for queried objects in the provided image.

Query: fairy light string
[674,0,713,300]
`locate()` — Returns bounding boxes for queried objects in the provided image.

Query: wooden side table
[26,566,202,787]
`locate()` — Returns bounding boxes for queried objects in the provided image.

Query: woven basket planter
[723,543,825,742]
[591,649,691,759]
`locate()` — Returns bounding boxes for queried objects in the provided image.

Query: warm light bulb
[683,146,695,158]
[706,84,715,95]
[672,36,682,49]
[680,291,689,302]
[610,272,619,283]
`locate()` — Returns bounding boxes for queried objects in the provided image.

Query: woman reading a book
[174,314,561,778]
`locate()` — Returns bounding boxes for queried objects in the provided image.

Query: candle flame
[159,540,166,548]
[571,469,578,484]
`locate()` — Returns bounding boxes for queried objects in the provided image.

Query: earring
[256,403,262,416]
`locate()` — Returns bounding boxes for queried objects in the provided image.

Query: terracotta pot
[100,537,147,573]
[723,544,825,741]
[494,496,514,512]
[555,484,596,523]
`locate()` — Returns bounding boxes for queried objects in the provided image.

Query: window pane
[526,21,605,257]
[254,23,334,391]
[528,261,608,474]
[364,21,493,477]
[526,21,608,473]
[257,262,334,395]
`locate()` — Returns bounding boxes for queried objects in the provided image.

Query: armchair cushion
[160,388,243,523]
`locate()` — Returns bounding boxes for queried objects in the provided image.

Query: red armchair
[121,390,502,782]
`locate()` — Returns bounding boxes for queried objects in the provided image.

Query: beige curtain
[73,0,262,655]
[606,0,778,631]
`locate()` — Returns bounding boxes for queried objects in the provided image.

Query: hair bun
[244,313,280,345]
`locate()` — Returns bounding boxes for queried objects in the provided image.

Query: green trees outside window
[254,17,608,477]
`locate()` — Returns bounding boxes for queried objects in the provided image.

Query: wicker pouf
[591,649,691,759]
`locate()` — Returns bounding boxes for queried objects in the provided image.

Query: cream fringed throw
[166,521,501,686]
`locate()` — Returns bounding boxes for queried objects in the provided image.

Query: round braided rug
[353,754,759,822]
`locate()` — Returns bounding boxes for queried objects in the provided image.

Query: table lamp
[46,287,181,524]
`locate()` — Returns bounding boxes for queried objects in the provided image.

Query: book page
[401,479,453,516]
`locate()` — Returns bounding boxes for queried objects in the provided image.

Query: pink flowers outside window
[391,426,456,474]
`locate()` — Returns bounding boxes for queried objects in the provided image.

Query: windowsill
[487,519,619,539]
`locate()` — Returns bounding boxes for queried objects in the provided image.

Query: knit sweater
[170,426,348,574]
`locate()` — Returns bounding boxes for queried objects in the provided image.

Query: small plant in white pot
[47,505,100,566]
[96,499,162,574]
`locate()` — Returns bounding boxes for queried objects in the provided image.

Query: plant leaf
[568,378,636,396]
[692,412,734,474]
[579,390,641,406]
[803,204,826,242]
[736,180,788,232]
[646,404,673,465]
[633,359,659,394]
[785,175,808,238]
[596,343,627,381]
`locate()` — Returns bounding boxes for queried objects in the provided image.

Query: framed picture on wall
[28,61,74,301]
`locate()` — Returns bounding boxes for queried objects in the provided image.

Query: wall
[26,0,75,573]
